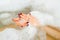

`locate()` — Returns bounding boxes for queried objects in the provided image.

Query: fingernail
[21,26,23,27]
[26,22,29,23]
[18,13,22,15]
[20,13,22,15]
[26,22,29,26]
[18,13,22,18]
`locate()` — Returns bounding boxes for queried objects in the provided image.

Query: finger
[12,18,20,22]
[22,22,29,27]
[28,14,39,26]
[14,21,20,26]
[18,13,22,18]
[27,14,35,19]
[18,13,26,18]
[20,15,28,21]
[28,15,36,22]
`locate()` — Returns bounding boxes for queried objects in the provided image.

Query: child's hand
[12,13,40,28]
[12,13,29,28]
[19,13,40,26]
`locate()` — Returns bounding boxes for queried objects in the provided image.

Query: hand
[12,13,29,28]
[27,14,40,26]
[12,13,40,28]
[18,13,40,27]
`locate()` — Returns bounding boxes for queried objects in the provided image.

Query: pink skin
[12,13,29,28]
[12,13,40,28]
